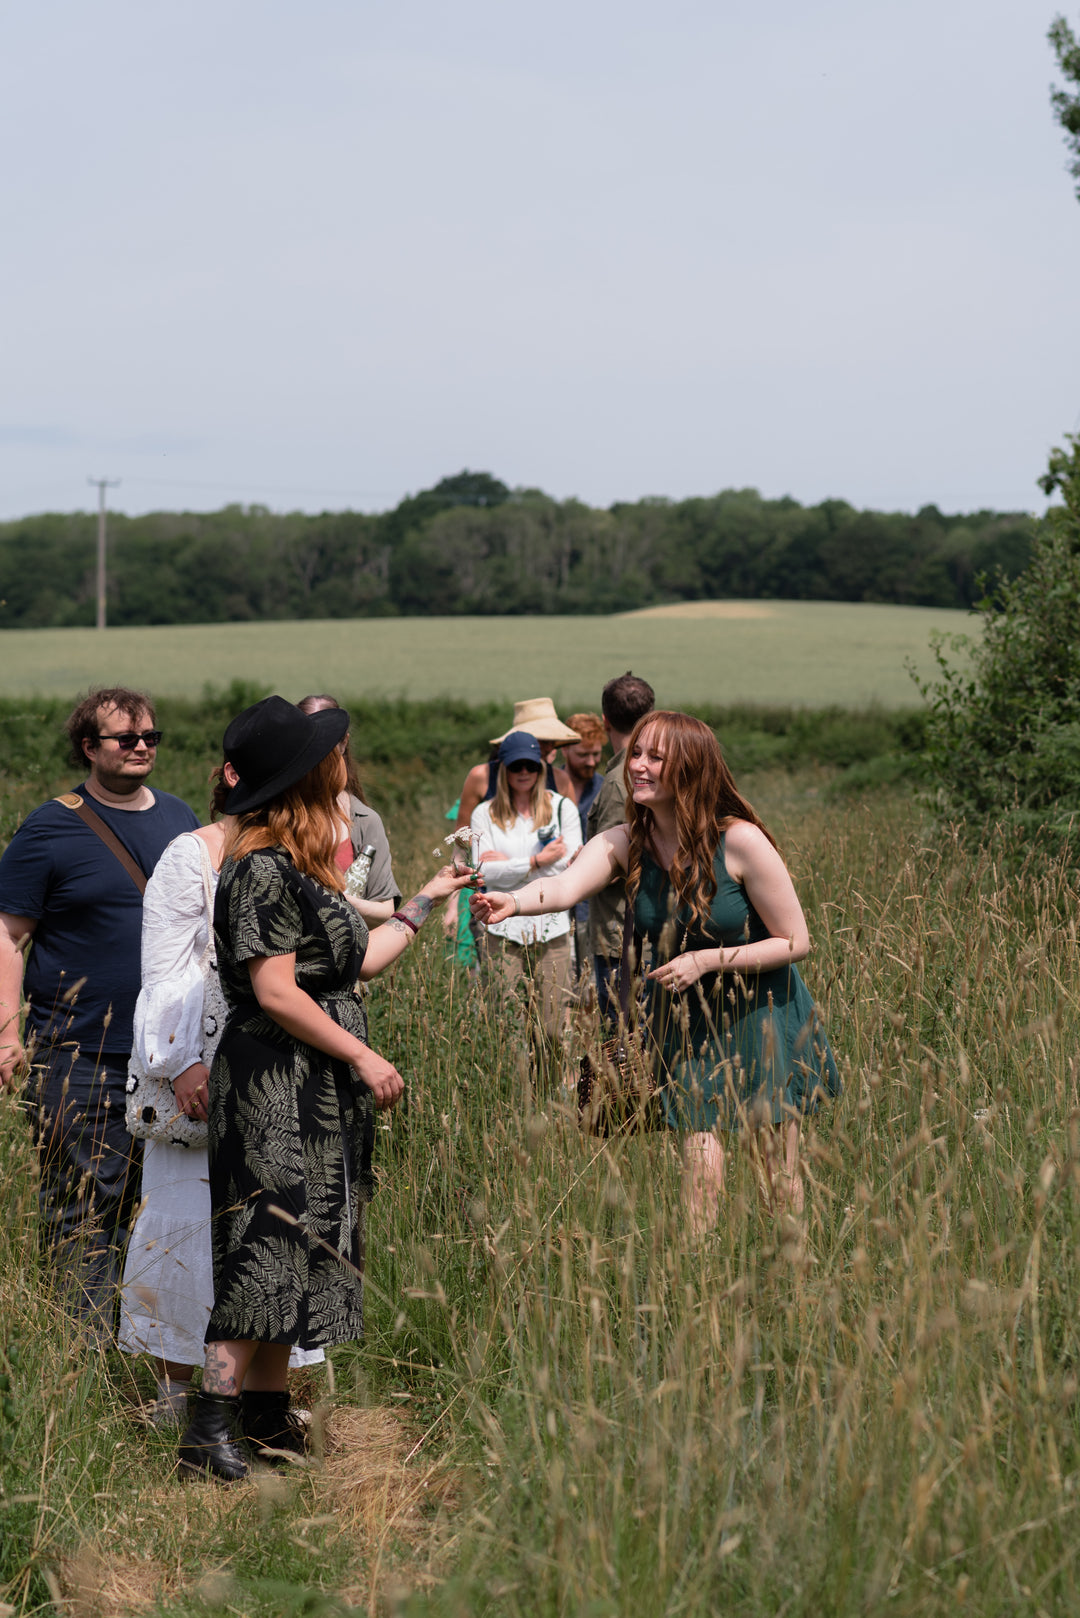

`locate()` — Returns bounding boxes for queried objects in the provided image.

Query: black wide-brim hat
[222,695,349,815]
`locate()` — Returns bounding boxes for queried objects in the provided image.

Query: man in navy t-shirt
[0,687,199,1333]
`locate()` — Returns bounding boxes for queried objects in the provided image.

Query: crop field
[3,693,1080,1615]
[0,599,974,707]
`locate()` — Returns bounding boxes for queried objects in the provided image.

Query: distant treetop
[429,471,510,507]
[1049,13,1080,200]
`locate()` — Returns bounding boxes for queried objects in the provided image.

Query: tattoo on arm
[398,895,433,929]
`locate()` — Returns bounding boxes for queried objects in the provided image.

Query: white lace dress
[118,833,324,1369]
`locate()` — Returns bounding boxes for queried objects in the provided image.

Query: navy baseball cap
[498,731,544,769]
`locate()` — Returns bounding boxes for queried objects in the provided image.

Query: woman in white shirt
[470,731,582,1084]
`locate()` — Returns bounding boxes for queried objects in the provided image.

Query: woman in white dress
[119,768,324,1425]
[470,731,582,1086]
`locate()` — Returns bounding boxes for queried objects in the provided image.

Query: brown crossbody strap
[54,793,148,895]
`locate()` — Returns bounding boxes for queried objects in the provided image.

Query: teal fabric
[445,798,478,970]
[634,839,839,1132]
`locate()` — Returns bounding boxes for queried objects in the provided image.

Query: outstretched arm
[361,866,477,978]
[471,827,627,925]
[443,763,491,935]
[347,894,396,924]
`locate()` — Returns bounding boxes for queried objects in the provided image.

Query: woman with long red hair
[179,697,474,1481]
[472,710,838,1233]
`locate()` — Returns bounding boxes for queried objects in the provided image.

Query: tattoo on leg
[203,1342,239,1395]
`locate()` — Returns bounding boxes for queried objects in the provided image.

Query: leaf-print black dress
[205,848,374,1348]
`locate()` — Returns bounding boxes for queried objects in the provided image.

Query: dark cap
[498,731,544,770]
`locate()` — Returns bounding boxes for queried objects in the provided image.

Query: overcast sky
[2,0,1078,521]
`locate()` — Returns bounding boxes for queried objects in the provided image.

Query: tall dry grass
[3,772,1080,1615]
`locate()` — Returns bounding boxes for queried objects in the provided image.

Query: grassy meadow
[0,599,974,707]
[4,694,1080,1616]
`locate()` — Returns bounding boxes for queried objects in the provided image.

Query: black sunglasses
[94,729,164,750]
[506,761,542,774]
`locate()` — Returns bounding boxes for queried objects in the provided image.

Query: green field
[4,753,1080,1615]
[0,599,975,706]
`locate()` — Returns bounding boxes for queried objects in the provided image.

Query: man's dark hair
[602,671,655,735]
[66,687,156,770]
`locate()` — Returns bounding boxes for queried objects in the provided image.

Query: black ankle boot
[178,1392,249,1482]
[240,1390,308,1462]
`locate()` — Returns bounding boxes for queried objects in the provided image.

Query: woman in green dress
[471,710,838,1235]
[179,696,474,1482]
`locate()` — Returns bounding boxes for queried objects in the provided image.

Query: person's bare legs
[242,1343,292,1391]
[202,1340,290,1395]
[683,1131,725,1238]
[777,1119,804,1214]
[180,1340,291,1479]
[751,1121,804,1215]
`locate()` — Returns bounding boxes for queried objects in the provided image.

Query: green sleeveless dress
[635,840,839,1133]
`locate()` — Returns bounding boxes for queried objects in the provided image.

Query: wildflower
[444,827,480,871]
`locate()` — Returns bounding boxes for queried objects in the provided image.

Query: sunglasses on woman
[506,762,542,775]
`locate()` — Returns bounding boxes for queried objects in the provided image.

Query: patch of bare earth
[617,600,776,620]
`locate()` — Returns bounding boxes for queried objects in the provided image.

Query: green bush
[917,435,1080,851]
[0,692,927,849]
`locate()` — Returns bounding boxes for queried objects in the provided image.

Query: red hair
[623,711,777,931]
[224,749,348,891]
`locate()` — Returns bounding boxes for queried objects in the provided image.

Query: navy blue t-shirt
[0,786,199,1055]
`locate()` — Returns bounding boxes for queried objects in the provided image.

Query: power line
[120,474,403,501]
[87,476,120,630]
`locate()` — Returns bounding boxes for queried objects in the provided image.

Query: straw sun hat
[489,698,580,746]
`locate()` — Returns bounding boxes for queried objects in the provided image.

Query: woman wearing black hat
[179,697,474,1481]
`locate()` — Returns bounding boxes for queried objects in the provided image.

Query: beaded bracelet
[391,910,419,935]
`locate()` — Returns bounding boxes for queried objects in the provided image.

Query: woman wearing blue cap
[470,731,582,1087]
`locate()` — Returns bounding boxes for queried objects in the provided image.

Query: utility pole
[87,477,120,630]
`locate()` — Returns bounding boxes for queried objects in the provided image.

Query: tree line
[0,470,1035,628]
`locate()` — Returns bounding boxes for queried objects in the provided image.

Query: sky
[2,0,1078,522]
